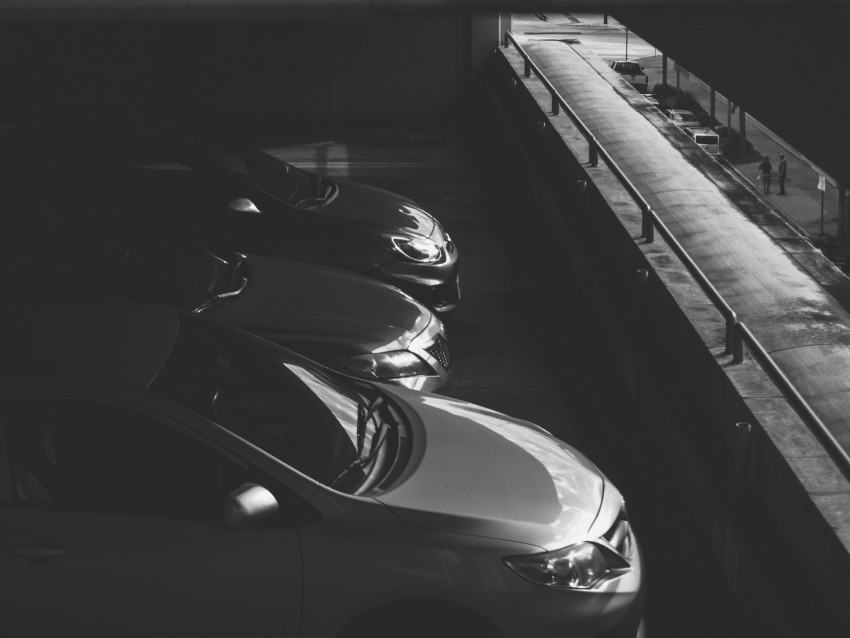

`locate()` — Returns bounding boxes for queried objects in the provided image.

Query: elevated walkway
[483,33,850,637]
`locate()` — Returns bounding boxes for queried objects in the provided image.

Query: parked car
[130,135,461,315]
[685,126,721,157]
[641,93,669,109]
[610,61,648,92]
[4,228,450,391]
[664,109,701,129]
[0,301,645,638]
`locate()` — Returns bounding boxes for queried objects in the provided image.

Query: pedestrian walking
[758,154,772,194]
[778,152,787,195]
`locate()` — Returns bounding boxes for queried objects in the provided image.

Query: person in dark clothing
[778,153,787,195]
[758,155,772,194]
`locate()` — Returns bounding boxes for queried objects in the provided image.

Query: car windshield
[695,135,718,145]
[108,239,242,312]
[618,62,641,74]
[149,314,391,490]
[188,139,336,210]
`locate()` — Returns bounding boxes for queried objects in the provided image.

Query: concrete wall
[476,46,850,637]
[1,14,501,133]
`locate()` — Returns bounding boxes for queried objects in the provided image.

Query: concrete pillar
[499,12,512,40]
[738,107,747,157]
[470,14,502,79]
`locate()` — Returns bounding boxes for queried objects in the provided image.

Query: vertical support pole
[662,54,667,88]
[730,320,743,362]
[642,204,655,243]
[838,182,846,240]
[710,87,716,122]
[552,92,559,115]
[738,107,746,157]
[524,59,530,78]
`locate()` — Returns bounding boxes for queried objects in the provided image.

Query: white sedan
[0,301,645,638]
[666,109,701,129]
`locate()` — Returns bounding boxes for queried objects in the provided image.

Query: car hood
[206,256,431,354]
[317,179,441,239]
[374,388,618,551]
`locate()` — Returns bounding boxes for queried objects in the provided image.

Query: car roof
[0,301,180,389]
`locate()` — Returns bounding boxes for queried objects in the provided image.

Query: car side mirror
[228,198,262,214]
[222,483,279,530]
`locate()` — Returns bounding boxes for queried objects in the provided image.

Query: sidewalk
[637,54,843,241]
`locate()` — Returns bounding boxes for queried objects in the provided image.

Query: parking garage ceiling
[1,0,846,183]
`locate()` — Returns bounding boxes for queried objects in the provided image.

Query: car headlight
[340,350,431,380]
[503,542,630,590]
[388,235,442,264]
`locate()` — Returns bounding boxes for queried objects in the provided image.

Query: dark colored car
[0,301,644,637]
[5,229,450,391]
[131,135,461,314]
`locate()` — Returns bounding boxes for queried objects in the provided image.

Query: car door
[0,394,304,638]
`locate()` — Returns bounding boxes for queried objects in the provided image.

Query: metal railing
[500,31,850,479]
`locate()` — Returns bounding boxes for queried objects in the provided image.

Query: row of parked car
[0,127,645,636]
[612,60,722,158]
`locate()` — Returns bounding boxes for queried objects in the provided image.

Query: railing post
[731,322,744,363]
[524,59,531,78]
[641,205,655,243]
[552,92,559,115]
[588,144,598,167]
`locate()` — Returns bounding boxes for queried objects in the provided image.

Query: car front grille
[425,335,451,371]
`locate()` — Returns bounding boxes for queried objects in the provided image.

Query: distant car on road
[640,94,660,107]
[0,301,646,638]
[641,93,668,109]
[665,109,701,129]
[685,126,722,157]
[132,135,461,315]
[610,61,648,92]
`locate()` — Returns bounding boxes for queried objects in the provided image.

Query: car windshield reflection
[192,139,337,209]
[149,314,371,487]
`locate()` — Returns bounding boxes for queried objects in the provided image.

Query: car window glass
[3,396,251,520]
[150,315,359,483]
[206,144,307,204]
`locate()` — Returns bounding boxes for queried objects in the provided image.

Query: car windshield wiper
[330,393,393,489]
[193,276,248,313]
[229,253,246,289]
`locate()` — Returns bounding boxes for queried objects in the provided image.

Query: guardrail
[500,31,850,479]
